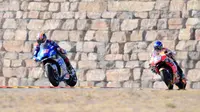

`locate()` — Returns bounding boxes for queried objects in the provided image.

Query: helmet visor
[37,38,45,44]
[154,46,162,51]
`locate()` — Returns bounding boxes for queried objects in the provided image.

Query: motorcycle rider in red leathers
[33,33,75,80]
[150,40,187,85]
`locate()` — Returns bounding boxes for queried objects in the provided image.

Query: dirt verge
[0,88,199,112]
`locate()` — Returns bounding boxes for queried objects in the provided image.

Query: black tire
[160,69,173,90]
[175,79,186,90]
[65,73,77,87]
[45,63,59,87]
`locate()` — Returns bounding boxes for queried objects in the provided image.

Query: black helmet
[36,33,47,44]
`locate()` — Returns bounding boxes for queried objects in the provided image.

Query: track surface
[0,88,199,112]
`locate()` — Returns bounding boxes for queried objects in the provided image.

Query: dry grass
[0,88,199,112]
[166,103,176,108]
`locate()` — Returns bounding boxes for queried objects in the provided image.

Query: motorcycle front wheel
[45,63,59,87]
[160,69,173,90]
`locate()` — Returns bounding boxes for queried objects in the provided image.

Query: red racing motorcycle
[149,51,186,90]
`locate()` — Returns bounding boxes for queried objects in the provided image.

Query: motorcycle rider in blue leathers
[33,33,75,80]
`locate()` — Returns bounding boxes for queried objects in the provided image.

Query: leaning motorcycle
[149,51,186,90]
[34,43,77,87]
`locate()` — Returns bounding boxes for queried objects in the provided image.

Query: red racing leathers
[150,48,178,75]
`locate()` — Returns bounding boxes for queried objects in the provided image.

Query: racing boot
[181,73,187,88]
[57,48,74,74]
[64,57,74,72]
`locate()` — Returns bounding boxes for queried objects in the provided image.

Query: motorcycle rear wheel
[160,69,173,90]
[65,73,77,87]
[45,63,59,87]
[175,79,186,90]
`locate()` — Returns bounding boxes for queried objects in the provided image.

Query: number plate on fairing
[153,55,161,63]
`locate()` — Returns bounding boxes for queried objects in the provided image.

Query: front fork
[159,68,174,84]
[159,68,179,84]
[44,63,63,81]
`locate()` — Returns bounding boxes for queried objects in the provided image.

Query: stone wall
[0,0,200,89]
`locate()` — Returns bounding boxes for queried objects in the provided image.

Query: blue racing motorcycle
[35,43,77,87]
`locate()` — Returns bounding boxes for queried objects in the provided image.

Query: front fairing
[36,43,57,61]
[150,51,167,65]
[150,51,168,73]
